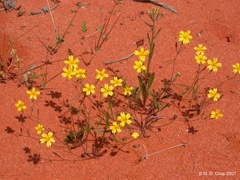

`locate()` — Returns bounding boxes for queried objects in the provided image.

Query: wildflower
[62,67,75,80]
[35,124,45,135]
[194,44,207,55]
[26,87,40,100]
[96,69,109,81]
[131,132,139,139]
[64,55,79,69]
[210,109,223,120]
[15,100,27,112]
[195,54,207,64]
[133,60,146,73]
[232,63,240,74]
[117,112,132,127]
[109,122,121,134]
[207,58,222,72]
[208,88,220,102]
[40,132,55,147]
[179,30,193,44]
[110,77,123,87]
[123,86,133,96]
[75,68,86,79]
[100,84,114,98]
[134,47,150,62]
[82,83,95,95]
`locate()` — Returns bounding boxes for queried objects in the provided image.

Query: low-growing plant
[8,6,240,160]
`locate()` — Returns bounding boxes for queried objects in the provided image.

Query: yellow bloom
[110,77,123,87]
[232,63,240,74]
[82,83,95,95]
[75,68,86,79]
[117,112,132,127]
[62,67,75,80]
[123,86,133,96]
[194,44,207,55]
[179,30,193,44]
[26,87,40,100]
[208,88,220,102]
[210,109,223,120]
[207,58,222,72]
[109,122,121,134]
[96,69,109,81]
[134,47,150,62]
[15,100,27,112]
[100,84,114,98]
[195,54,207,64]
[133,60,146,73]
[35,124,45,135]
[40,132,55,147]
[131,132,139,139]
[64,55,79,69]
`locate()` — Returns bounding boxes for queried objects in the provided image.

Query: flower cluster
[35,124,55,147]
[133,47,149,73]
[179,30,192,45]
[61,55,87,80]
[109,112,139,139]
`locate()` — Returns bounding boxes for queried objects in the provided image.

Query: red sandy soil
[0,0,240,179]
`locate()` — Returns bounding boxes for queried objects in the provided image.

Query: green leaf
[154,28,161,39]
[147,72,155,90]
[144,21,153,28]
[138,76,146,96]
[81,21,87,33]
[193,85,199,97]
[105,112,110,129]
[147,32,151,45]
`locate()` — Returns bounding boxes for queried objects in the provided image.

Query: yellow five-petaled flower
[123,86,133,96]
[210,109,223,120]
[100,84,114,98]
[40,132,55,147]
[64,55,79,69]
[15,100,27,112]
[110,77,123,87]
[207,88,221,102]
[35,124,45,135]
[117,112,132,127]
[179,30,193,45]
[109,122,121,134]
[26,87,40,100]
[133,60,146,73]
[134,47,150,62]
[82,83,95,95]
[232,63,240,74]
[131,132,139,139]
[194,44,207,55]
[96,69,109,81]
[195,54,207,64]
[207,58,222,72]
[62,67,75,80]
[75,68,86,79]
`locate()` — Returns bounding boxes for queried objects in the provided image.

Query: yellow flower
[26,87,40,100]
[35,124,45,135]
[40,132,55,147]
[15,100,27,112]
[109,122,121,134]
[100,84,114,98]
[117,112,132,127]
[208,88,220,102]
[96,69,109,81]
[195,54,207,64]
[131,132,139,139]
[64,55,79,69]
[179,30,193,44]
[82,83,95,95]
[62,67,75,80]
[207,58,222,72]
[210,109,223,120]
[134,47,150,62]
[75,68,86,79]
[110,77,123,87]
[232,63,240,74]
[194,44,207,55]
[123,86,133,96]
[133,60,146,73]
